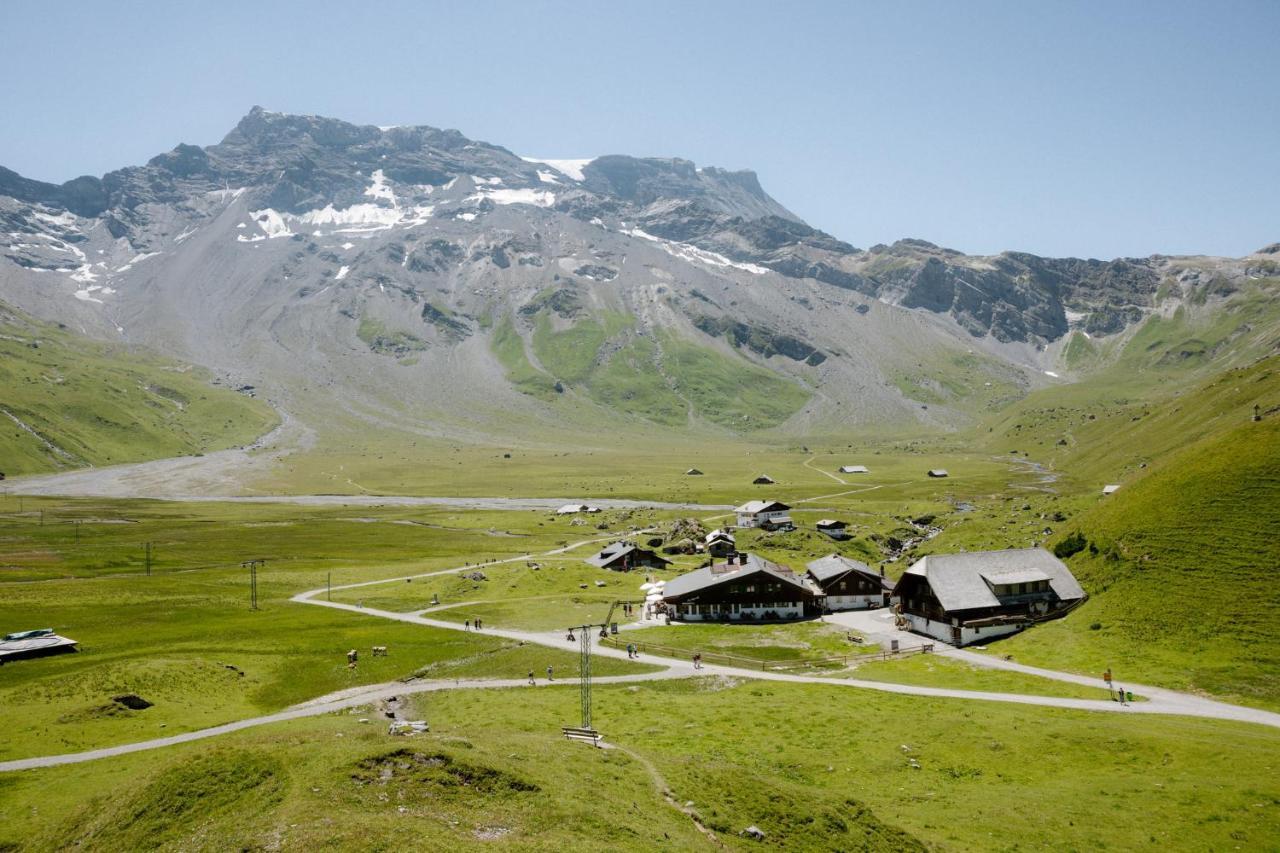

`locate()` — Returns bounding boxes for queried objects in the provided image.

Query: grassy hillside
[0,303,277,476]
[2,679,1276,851]
[996,412,1280,708]
[0,500,658,760]
[489,309,811,431]
[986,349,1280,489]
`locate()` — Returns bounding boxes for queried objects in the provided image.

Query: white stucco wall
[901,614,1024,646]
[824,594,881,611]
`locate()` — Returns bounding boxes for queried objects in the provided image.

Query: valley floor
[0,401,1276,850]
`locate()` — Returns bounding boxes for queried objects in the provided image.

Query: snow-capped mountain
[1,108,1275,441]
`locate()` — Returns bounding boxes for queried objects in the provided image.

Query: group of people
[464,618,484,631]
[528,666,554,685]
[1104,668,1129,705]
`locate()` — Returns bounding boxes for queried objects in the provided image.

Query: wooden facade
[661,554,816,622]
[892,549,1085,646]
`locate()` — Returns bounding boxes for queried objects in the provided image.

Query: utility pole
[242,559,264,610]
[564,600,635,735]
[145,542,152,576]
[581,627,593,729]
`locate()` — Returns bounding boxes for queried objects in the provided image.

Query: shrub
[1053,531,1088,559]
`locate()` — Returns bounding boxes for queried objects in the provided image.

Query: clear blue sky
[1,1,1275,259]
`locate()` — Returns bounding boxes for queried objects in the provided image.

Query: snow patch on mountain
[519,156,592,182]
[295,203,402,231]
[335,265,350,281]
[622,228,769,276]
[241,176,434,240]
[468,188,556,208]
[34,211,77,228]
[74,283,115,303]
[70,264,99,283]
[251,209,292,239]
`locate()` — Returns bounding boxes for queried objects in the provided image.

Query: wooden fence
[601,635,934,672]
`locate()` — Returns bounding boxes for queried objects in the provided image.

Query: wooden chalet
[704,528,737,558]
[814,519,849,540]
[806,554,894,611]
[586,542,672,571]
[839,465,869,474]
[660,553,816,622]
[735,500,793,529]
[891,548,1085,646]
[927,469,949,478]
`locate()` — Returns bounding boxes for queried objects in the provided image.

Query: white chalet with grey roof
[892,548,1085,646]
[735,500,792,529]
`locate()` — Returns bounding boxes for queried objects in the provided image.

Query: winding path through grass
[5,534,1277,775]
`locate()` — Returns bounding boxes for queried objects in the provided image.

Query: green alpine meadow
[1,4,1277,850]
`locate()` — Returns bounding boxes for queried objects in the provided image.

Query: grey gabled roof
[735,500,790,514]
[903,548,1084,612]
[806,553,875,583]
[587,544,670,568]
[981,568,1051,586]
[662,553,810,600]
[0,632,78,660]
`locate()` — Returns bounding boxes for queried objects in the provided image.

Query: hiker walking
[692,653,702,670]
[1116,684,1126,705]
[528,669,535,685]
[465,619,471,631]
[546,665,554,681]
[475,618,482,630]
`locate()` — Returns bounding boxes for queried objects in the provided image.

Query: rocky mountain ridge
[1,107,1275,442]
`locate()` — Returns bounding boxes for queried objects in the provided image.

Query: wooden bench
[561,726,602,746]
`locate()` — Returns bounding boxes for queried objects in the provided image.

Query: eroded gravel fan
[1,107,1276,442]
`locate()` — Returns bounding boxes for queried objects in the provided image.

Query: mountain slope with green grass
[0,302,278,476]
[997,406,1280,708]
[489,308,811,431]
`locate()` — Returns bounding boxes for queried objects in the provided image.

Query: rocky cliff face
[0,108,1274,440]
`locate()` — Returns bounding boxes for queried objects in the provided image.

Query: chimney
[739,552,749,566]
[879,565,885,578]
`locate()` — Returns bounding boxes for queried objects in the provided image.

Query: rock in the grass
[112,693,153,710]
[742,825,766,840]
[463,570,487,581]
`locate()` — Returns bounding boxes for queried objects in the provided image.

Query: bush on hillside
[1053,531,1088,559]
